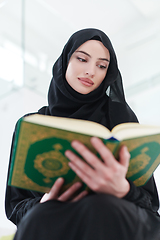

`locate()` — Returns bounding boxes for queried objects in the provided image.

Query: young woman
[5,28,160,240]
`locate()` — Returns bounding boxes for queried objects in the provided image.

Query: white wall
[0,87,47,233]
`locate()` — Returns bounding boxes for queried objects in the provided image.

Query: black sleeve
[5,117,44,226]
[5,186,43,225]
[123,177,159,212]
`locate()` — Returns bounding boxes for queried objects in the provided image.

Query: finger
[69,140,103,170]
[40,178,64,203]
[71,190,88,202]
[48,177,64,199]
[65,149,96,175]
[68,161,102,191]
[90,137,116,167]
[119,145,130,168]
[66,149,105,188]
[58,182,82,201]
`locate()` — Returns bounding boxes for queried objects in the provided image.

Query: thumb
[119,145,130,169]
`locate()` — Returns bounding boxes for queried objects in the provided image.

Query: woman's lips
[78,78,94,87]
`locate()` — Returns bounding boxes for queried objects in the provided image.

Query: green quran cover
[8,114,160,193]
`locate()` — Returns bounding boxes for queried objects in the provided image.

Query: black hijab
[38,28,138,129]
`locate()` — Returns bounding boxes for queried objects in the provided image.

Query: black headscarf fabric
[38,28,138,130]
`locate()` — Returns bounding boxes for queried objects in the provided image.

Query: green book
[8,114,160,193]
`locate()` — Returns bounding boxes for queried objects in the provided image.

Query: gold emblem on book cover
[34,150,69,183]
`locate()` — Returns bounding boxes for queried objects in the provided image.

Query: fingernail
[75,182,82,188]
[91,137,97,142]
[57,177,63,182]
[123,146,128,150]
[71,140,78,147]
[124,146,130,157]
[65,151,72,159]
[124,146,129,153]
[83,191,88,196]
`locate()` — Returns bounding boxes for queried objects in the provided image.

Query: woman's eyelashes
[77,57,87,62]
[77,57,107,70]
[97,64,107,69]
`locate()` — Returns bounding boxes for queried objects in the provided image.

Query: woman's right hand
[40,177,88,203]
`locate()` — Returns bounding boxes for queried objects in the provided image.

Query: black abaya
[13,194,160,240]
[5,28,160,239]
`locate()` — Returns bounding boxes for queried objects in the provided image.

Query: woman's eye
[77,57,86,62]
[98,64,107,69]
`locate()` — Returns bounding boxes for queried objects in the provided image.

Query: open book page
[112,123,160,141]
[24,114,112,139]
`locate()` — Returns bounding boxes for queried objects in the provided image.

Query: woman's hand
[65,137,130,198]
[40,178,88,203]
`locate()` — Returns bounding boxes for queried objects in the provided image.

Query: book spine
[8,118,23,186]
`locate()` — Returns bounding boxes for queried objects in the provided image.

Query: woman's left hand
[65,137,130,198]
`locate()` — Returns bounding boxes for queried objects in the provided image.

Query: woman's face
[65,40,110,94]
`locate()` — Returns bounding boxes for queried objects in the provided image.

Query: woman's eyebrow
[98,58,110,62]
[76,50,91,57]
[75,50,110,62]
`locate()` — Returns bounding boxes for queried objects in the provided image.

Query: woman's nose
[85,63,96,78]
